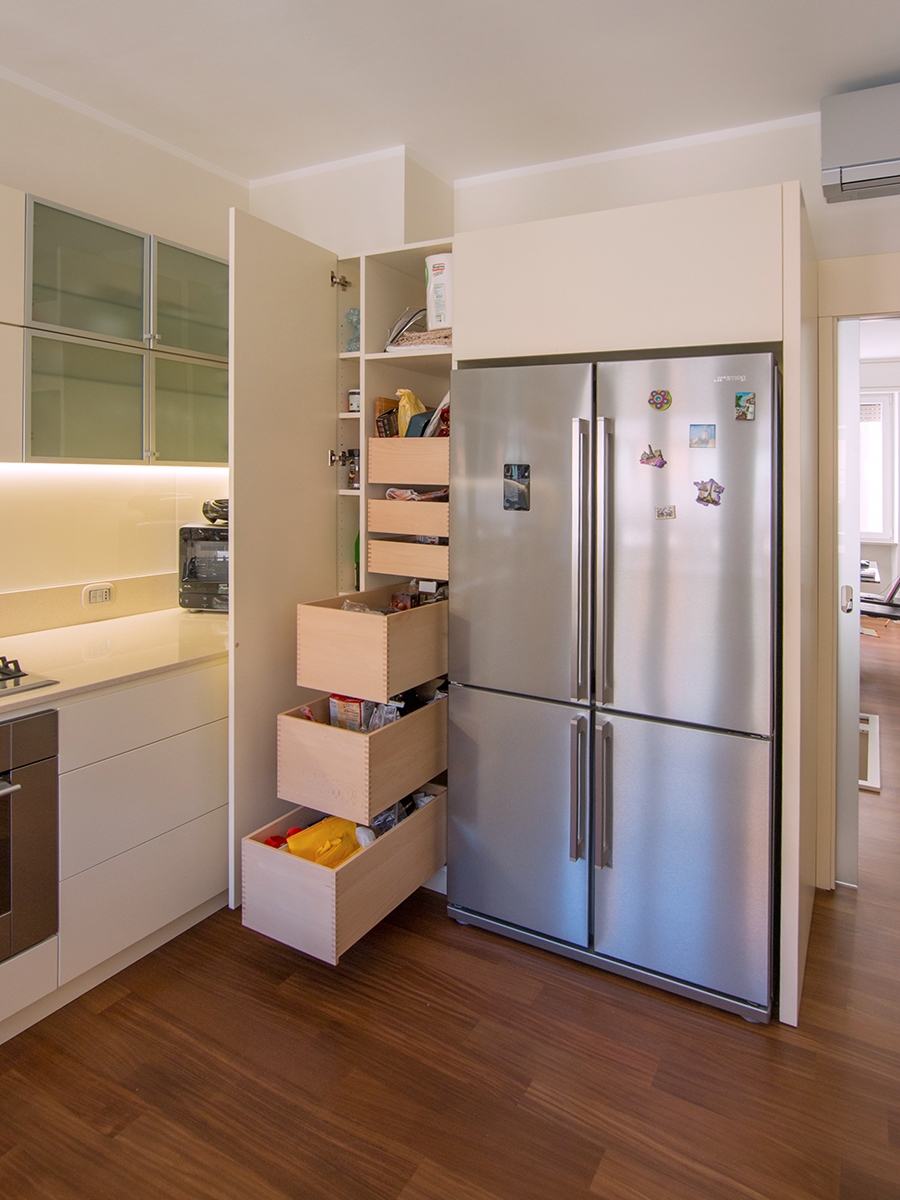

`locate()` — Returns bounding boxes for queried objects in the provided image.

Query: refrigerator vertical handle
[569,716,588,861]
[595,718,613,868]
[596,418,614,704]
[571,418,591,703]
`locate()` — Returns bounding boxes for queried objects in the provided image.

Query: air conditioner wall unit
[821,81,900,202]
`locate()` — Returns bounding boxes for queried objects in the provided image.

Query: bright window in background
[859,391,895,541]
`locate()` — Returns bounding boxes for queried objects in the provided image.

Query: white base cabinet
[56,662,229,984]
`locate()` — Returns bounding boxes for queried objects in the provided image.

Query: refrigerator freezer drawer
[448,685,590,948]
[594,714,772,1010]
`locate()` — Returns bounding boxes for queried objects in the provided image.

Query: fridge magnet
[655,505,676,520]
[640,445,667,468]
[648,389,673,411]
[689,424,716,448]
[694,478,724,507]
[735,391,756,420]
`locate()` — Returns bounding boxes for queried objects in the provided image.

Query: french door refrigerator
[447,354,779,1021]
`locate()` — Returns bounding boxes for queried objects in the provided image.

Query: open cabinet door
[229,209,338,904]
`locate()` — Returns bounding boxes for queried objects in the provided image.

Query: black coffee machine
[179,499,228,613]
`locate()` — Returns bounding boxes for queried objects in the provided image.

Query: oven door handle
[0,781,22,799]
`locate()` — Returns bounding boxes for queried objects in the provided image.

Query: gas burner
[0,657,58,696]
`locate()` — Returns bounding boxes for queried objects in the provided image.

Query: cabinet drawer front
[242,787,446,965]
[297,586,447,702]
[58,806,227,985]
[59,663,228,771]
[0,936,58,1024]
[368,540,449,581]
[367,437,450,485]
[59,718,228,879]
[367,499,449,538]
[278,696,448,825]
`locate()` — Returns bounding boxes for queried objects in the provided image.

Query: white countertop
[0,608,228,714]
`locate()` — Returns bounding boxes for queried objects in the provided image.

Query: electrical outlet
[81,582,116,608]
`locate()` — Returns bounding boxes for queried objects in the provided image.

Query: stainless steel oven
[0,709,59,963]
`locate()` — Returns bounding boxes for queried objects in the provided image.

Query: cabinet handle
[0,781,22,799]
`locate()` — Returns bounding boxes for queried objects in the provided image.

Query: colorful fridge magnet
[689,424,716,448]
[655,505,676,519]
[648,389,673,410]
[735,391,756,420]
[694,478,724,507]
[640,445,667,468]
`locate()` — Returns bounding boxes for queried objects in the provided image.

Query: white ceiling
[0,0,899,184]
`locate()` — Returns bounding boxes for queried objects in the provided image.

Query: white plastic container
[425,253,453,331]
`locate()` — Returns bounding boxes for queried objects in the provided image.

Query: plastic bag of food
[396,389,426,437]
[286,816,360,867]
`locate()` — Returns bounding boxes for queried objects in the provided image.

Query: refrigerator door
[448,685,590,947]
[450,363,593,704]
[596,353,776,735]
[594,713,772,1009]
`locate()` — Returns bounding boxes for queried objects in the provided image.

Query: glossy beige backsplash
[0,464,228,636]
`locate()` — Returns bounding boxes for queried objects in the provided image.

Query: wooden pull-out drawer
[277,695,447,826]
[367,499,449,539]
[242,786,446,965]
[367,437,450,485]
[367,540,449,580]
[297,585,447,703]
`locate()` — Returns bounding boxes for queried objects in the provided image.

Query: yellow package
[287,817,360,868]
[396,388,425,437]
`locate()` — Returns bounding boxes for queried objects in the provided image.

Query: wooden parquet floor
[2,635,900,1199]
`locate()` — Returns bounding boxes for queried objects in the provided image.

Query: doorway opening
[836,315,900,887]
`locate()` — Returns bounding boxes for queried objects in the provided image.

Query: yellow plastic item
[286,817,361,868]
[396,388,425,437]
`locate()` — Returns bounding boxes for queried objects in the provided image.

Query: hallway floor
[1,638,899,1199]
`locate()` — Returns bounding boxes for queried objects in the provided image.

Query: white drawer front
[59,662,228,772]
[0,937,58,1024]
[59,806,227,986]
[60,718,228,880]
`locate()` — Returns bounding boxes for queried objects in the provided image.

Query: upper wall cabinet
[154,241,228,359]
[11,197,230,465]
[28,198,228,361]
[30,200,147,345]
[453,185,785,362]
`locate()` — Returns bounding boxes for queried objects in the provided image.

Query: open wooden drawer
[241,785,446,965]
[297,584,447,703]
[367,437,450,485]
[277,694,448,825]
[367,499,449,539]
[367,540,449,580]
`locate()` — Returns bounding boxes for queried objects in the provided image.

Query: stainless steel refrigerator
[447,354,778,1021]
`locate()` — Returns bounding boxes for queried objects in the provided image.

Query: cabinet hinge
[330,272,351,290]
[329,449,351,467]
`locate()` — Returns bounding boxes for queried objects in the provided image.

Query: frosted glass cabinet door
[154,356,228,463]
[155,242,228,359]
[30,202,146,344]
[29,335,145,462]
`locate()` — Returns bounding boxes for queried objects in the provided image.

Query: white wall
[249,151,406,258]
[455,117,900,262]
[0,75,247,257]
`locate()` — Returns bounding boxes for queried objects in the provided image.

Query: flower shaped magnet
[648,389,673,411]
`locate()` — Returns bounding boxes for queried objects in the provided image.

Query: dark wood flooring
[2,635,900,1199]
